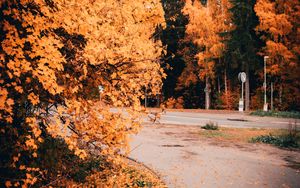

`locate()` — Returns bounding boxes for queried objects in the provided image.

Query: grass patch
[198,123,300,149]
[251,124,300,148]
[199,127,276,142]
[200,130,231,138]
[250,134,299,148]
[201,122,219,130]
[250,110,300,119]
[122,165,166,188]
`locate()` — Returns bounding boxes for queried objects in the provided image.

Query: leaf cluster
[0,0,166,186]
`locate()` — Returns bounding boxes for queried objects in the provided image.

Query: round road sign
[238,72,246,83]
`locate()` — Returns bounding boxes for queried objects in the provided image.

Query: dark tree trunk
[224,69,227,94]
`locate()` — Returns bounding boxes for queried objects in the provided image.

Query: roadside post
[238,72,246,112]
[263,56,269,111]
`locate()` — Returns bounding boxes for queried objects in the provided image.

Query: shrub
[251,124,299,148]
[164,97,184,109]
[219,90,237,110]
[201,122,219,130]
[251,134,299,148]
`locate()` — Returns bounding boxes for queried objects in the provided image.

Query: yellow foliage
[164,97,184,109]
[5,181,12,187]
[220,90,237,110]
[183,0,233,80]
[255,0,292,41]
[48,160,166,187]
[255,0,300,109]
[1,0,165,186]
[27,93,40,105]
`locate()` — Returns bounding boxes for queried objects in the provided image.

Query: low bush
[251,124,299,148]
[201,122,219,130]
[0,134,107,187]
[164,97,184,109]
[251,134,299,148]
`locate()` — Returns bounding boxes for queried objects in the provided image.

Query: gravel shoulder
[129,124,300,188]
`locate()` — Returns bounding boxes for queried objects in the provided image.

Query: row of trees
[161,0,299,111]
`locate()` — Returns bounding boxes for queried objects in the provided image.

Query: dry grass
[199,127,282,143]
[53,160,166,187]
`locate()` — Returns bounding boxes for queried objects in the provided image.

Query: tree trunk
[279,84,282,105]
[218,76,220,93]
[245,68,250,111]
[224,69,229,109]
[224,69,227,94]
[145,87,147,108]
[205,76,210,109]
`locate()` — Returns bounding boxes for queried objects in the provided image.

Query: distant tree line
[160,0,299,111]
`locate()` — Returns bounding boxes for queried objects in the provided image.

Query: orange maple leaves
[1,0,165,186]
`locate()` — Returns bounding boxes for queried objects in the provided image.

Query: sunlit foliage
[255,0,300,110]
[0,0,165,186]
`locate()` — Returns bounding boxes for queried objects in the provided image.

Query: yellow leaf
[5,181,12,187]
[19,165,26,170]
[28,93,39,105]
[32,152,37,158]
[15,86,23,93]
[13,156,19,162]
[6,98,14,106]
[6,117,13,123]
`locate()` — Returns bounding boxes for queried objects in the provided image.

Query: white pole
[242,82,244,103]
[263,56,269,111]
[264,57,266,105]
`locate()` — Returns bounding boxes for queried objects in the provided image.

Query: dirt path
[129,124,300,188]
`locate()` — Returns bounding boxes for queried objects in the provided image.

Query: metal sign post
[238,72,246,112]
[263,56,269,111]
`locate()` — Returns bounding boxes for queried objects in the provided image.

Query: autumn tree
[182,0,232,109]
[0,0,165,186]
[254,0,300,110]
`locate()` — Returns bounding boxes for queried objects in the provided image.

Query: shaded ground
[129,124,300,188]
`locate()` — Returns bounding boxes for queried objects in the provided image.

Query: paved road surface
[147,110,299,129]
[129,124,300,188]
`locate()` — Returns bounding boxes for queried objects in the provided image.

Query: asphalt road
[147,110,299,129]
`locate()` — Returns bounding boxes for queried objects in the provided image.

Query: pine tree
[225,0,262,110]
[160,0,187,101]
